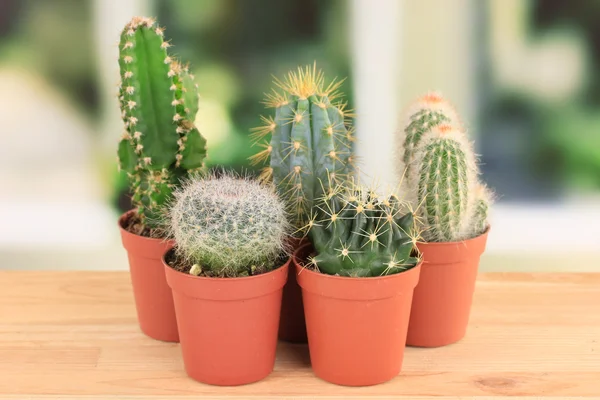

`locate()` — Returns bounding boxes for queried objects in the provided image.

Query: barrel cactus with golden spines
[250,63,356,231]
[305,180,420,277]
[116,16,207,230]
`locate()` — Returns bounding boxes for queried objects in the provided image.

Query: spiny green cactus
[169,173,291,277]
[408,124,480,242]
[471,182,492,237]
[399,92,461,176]
[305,180,420,277]
[116,16,207,229]
[250,63,356,232]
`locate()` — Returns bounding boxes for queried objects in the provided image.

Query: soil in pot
[118,211,178,342]
[407,228,490,347]
[296,261,422,386]
[163,248,289,386]
[278,237,312,343]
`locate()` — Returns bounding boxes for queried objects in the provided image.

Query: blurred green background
[0,0,598,271]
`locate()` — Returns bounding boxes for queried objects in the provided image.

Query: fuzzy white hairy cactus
[170,173,290,276]
[398,92,462,177]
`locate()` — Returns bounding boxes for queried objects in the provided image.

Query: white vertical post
[397,0,477,138]
[349,0,403,192]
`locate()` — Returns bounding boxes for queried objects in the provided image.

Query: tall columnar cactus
[306,180,420,277]
[407,124,481,242]
[117,16,207,229]
[169,173,291,277]
[399,92,461,176]
[250,63,356,231]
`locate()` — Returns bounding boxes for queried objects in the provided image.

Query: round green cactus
[306,180,420,277]
[169,173,291,276]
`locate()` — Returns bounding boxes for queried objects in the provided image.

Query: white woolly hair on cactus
[402,91,463,129]
[396,91,465,181]
[169,171,291,276]
[407,123,481,242]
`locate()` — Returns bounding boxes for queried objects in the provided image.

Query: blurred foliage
[155,0,352,171]
[541,105,600,191]
[532,0,600,105]
[1,0,599,205]
[0,0,97,115]
[529,0,600,192]
[0,0,352,212]
[482,0,600,196]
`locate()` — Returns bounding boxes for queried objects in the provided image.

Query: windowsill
[0,200,598,272]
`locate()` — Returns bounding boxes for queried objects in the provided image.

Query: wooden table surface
[0,271,598,399]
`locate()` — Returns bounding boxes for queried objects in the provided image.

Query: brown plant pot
[163,249,289,386]
[118,211,179,342]
[297,262,422,386]
[407,228,490,347]
[278,238,311,343]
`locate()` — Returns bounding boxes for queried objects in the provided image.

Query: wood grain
[0,271,598,398]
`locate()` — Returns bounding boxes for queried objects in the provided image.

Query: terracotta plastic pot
[297,262,422,386]
[278,238,311,343]
[164,250,289,386]
[118,211,179,342]
[407,228,490,347]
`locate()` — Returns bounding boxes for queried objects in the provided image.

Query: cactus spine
[169,173,290,277]
[250,63,356,231]
[117,16,207,229]
[399,93,491,242]
[306,180,420,277]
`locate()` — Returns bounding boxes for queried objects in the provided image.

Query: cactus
[396,92,494,243]
[116,16,207,230]
[169,173,291,277]
[407,123,480,242]
[250,63,356,231]
[398,92,461,176]
[305,180,420,277]
[471,182,493,237]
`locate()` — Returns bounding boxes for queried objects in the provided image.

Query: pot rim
[295,259,422,282]
[295,259,422,300]
[118,210,174,258]
[164,250,290,300]
[415,225,491,248]
[162,246,291,283]
[415,226,490,264]
[118,209,172,242]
